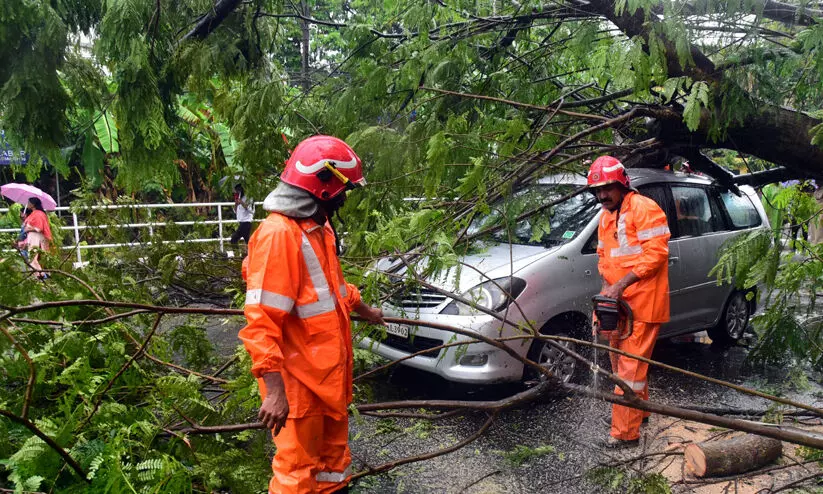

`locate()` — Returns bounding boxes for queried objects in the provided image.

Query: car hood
[377,242,558,294]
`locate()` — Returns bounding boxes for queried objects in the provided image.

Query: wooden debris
[684,434,782,478]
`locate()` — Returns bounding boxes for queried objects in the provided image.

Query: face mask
[317,194,347,218]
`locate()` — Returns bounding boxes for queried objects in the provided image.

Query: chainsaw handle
[616,299,633,340]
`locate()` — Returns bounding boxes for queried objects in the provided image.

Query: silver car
[359,169,769,384]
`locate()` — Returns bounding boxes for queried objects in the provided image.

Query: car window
[637,184,677,235]
[582,230,598,255]
[719,191,762,229]
[467,185,600,247]
[671,186,723,237]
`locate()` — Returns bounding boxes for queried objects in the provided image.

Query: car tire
[524,325,590,384]
[707,291,750,345]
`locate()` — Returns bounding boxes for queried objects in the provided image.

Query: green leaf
[215,123,238,171]
[81,132,104,188]
[811,121,823,148]
[682,81,710,131]
[93,111,119,154]
[660,77,686,103]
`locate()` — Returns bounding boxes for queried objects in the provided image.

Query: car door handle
[668,256,680,265]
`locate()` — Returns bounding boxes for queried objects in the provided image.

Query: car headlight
[441,277,527,315]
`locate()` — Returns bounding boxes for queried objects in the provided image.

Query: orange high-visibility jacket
[597,191,671,323]
[239,213,361,419]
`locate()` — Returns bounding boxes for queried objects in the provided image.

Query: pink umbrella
[1,183,57,211]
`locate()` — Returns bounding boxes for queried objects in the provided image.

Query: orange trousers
[269,415,351,494]
[609,321,660,441]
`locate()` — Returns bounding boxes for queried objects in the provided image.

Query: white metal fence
[0,202,260,266]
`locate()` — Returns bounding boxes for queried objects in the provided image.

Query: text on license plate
[385,324,409,339]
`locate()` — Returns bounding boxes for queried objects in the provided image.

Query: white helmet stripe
[294,155,358,174]
[602,163,625,173]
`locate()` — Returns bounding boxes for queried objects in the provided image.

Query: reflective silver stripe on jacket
[610,245,643,257]
[296,233,337,318]
[245,288,295,312]
[597,240,604,249]
[610,214,643,257]
[637,225,670,240]
[316,465,352,483]
[339,283,348,298]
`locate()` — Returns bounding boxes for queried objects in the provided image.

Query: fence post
[72,212,82,265]
[217,205,224,253]
[147,208,154,240]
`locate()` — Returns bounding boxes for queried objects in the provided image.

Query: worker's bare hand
[601,283,624,300]
[259,373,289,435]
[355,303,386,326]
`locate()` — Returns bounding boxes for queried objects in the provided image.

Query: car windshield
[467,184,600,247]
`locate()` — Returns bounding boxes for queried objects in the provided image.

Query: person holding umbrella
[22,197,52,279]
[1,183,57,278]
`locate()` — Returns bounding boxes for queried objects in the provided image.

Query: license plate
[385,324,409,339]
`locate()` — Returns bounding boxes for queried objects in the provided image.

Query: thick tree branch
[183,0,243,41]
[676,0,823,27]
[733,167,810,186]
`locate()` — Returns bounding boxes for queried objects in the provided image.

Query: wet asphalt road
[349,335,822,493]
[190,307,821,492]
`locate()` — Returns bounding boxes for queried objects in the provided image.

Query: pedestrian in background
[15,206,29,260]
[809,183,823,245]
[231,184,254,247]
[22,197,52,280]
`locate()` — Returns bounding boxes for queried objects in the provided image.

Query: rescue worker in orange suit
[588,156,671,448]
[239,135,385,493]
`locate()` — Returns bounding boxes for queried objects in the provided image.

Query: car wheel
[524,330,587,384]
[707,291,750,345]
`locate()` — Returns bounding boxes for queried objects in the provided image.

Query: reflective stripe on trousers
[610,321,660,441]
[316,465,352,483]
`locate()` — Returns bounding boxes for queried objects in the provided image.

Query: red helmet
[587,156,630,189]
[281,135,366,200]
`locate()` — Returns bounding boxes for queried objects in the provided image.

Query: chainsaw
[592,295,633,341]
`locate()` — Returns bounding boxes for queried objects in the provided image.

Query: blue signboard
[0,131,28,166]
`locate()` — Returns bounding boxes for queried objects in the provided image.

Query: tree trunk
[684,434,782,477]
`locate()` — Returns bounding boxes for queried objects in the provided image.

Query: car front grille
[383,334,443,358]
[390,287,448,309]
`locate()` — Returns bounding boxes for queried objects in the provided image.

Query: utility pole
[299,1,311,92]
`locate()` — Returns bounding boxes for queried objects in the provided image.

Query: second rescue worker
[588,156,671,449]
[239,135,385,493]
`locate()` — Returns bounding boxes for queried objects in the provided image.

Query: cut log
[684,434,782,477]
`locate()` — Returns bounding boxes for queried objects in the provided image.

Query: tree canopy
[2,0,822,198]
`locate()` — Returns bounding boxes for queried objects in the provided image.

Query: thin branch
[1,322,35,419]
[420,86,610,121]
[0,408,88,481]
[78,313,164,431]
[350,412,498,481]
